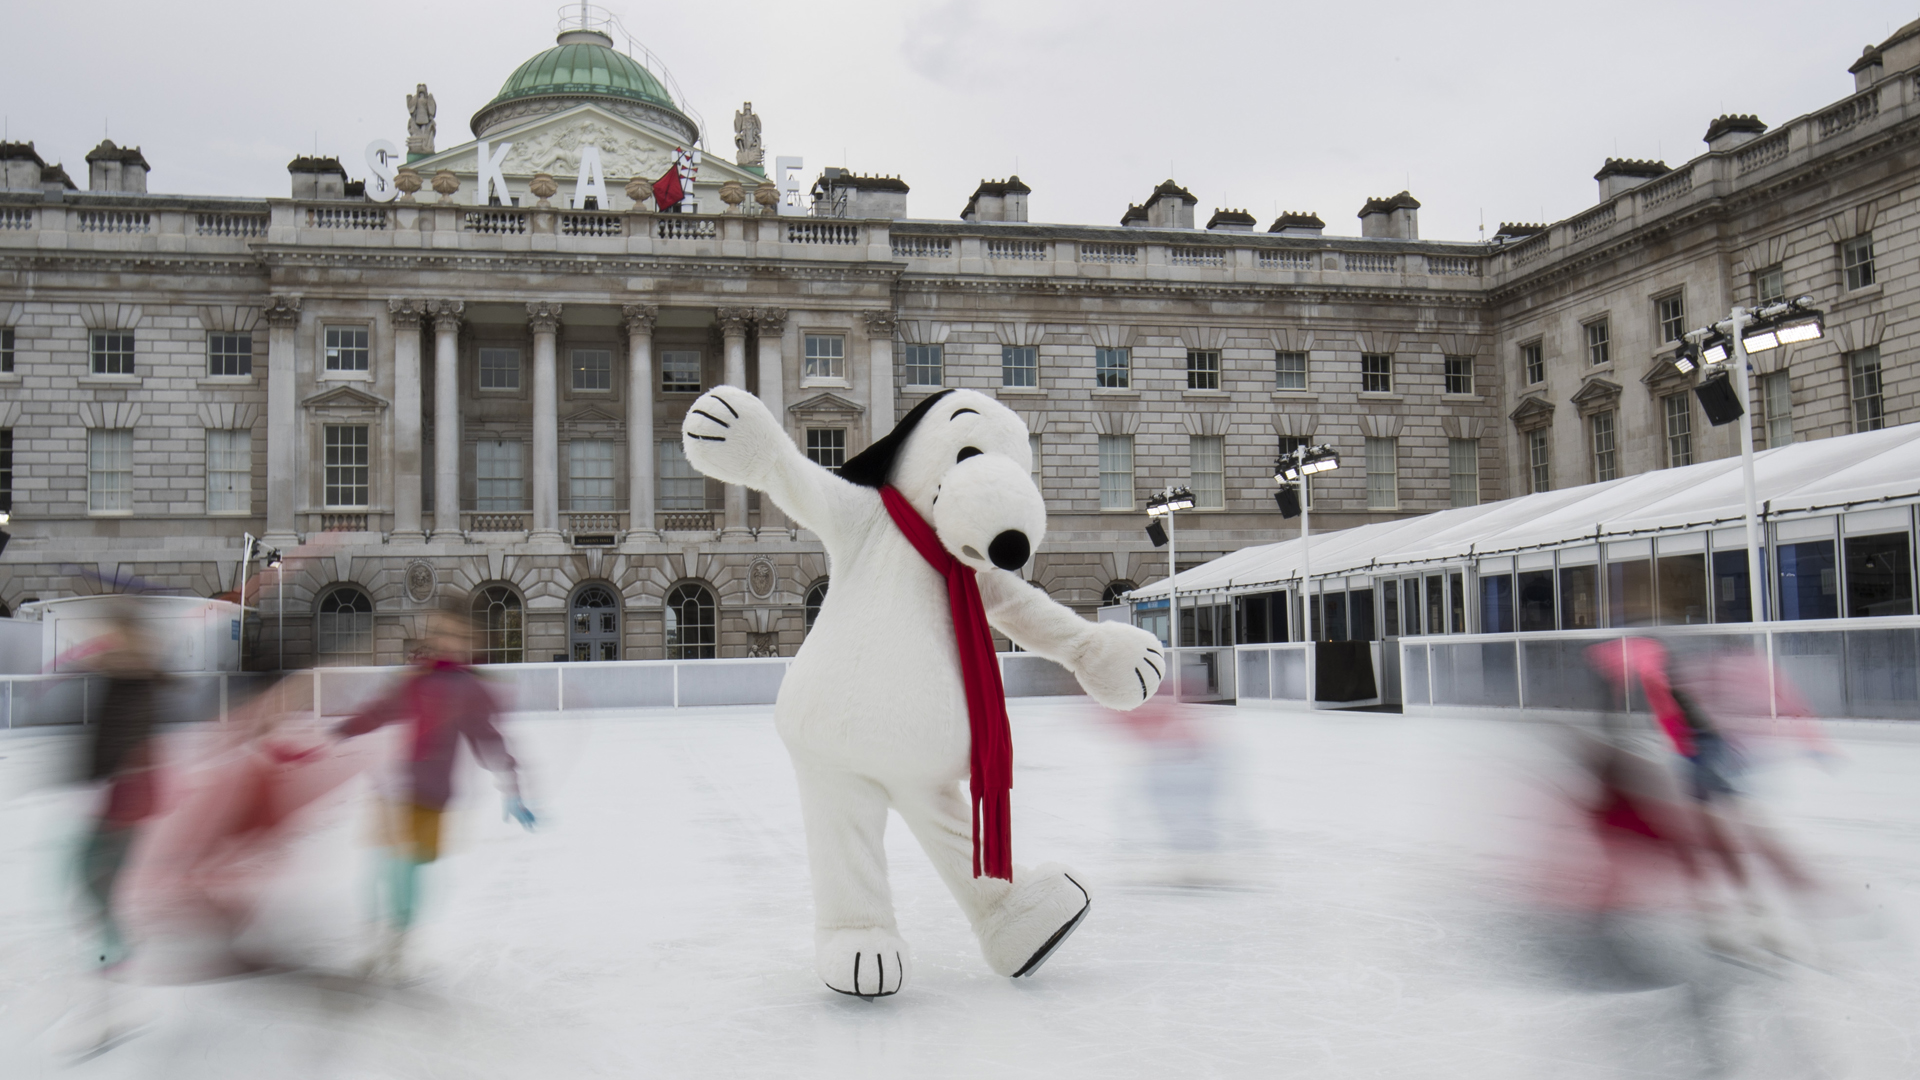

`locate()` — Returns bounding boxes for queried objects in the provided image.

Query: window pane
[1365,436,1397,509]
[1591,411,1618,482]
[1528,428,1550,493]
[1002,345,1037,388]
[1517,570,1555,631]
[1663,393,1693,467]
[323,425,370,507]
[1029,433,1042,493]
[1656,294,1686,343]
[570,349,612,390]
[1448,438,1478,507]
[1522,343,1543,385]
[1275,351,1307,390]
[324,326,369,371]
[1,326,13,373]
[208,332,252,377]
[661,350,701,393]
[657,439,705,510]
[1479,575,1513,633]
[1850,347,1884,433]
[0,429,12,513]
[91,331,135,375]
[1098,434,1133,510]
[1585,320,1610,366]
[206,428,251,514]
[476,440,525,511]
[1656,553,1708,625]
[1096,347,1131,389]
[904,343,943,386]
[806,428,846,471]
[804,334,845,380]
[1713,549,1754,623]
[316,587,375,666]
[1559,565,1599,630]
[1185,350,1220,391]
[1755,265,1785,303]
[1607,558,1651,627]
[1845,532,1914,617]
[665,583,716,659]
[88,428,133,512]
[1190,435,1223,509]
[1843,235,1876,291]
[472,586,524,664]
[479,348,520,390]
[1778,540,1838,621]
[1361,353,1393,393]
[1443,355,1473,394]
[568,439,616,510]
[1763,372,1793,447]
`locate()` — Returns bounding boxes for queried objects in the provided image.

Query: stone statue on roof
[407,84,437,155]
[733,102,763,169]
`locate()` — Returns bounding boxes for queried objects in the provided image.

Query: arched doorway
[804,577,829,634]
[570,583,620,661]
[471,584,524,664]
[1102,580,1138,606]
[315,585,375,666]
[664,581,716,659]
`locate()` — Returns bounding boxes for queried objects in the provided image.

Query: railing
[1424,254,1477,276]
[1735,132,1790,174]
[1170,246,1225,268]
[464,512,529,532]
[307,207,388,230]
[0,206,34,230]
[320,513,369,531]
[1817,85,1881,139]
[464,210,527,235]
[1638,166,1693,210]
[562,511,624,533]
[194,212,267,237]
[1080,242,1139,264]
[1570,202,1616,241]
[986,238,1047,260]
[560,213,623,237]
[787,221,859,245]
[1343,252,1396,273]
[656,216,718,241]
[1510,234,1550,267]
[890,235,952,258]
[73,209,151,234]
[658,511,717,532]
[1257,249,1313,271]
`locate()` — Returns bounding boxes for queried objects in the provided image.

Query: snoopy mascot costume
[683,386,1167,997]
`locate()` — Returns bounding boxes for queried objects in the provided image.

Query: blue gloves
[504,795,537,831]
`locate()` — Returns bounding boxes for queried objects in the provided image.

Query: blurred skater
[334,600,535,977]
[1103,697,1222,882]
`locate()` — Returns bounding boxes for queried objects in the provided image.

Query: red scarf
[881,485,1013,880]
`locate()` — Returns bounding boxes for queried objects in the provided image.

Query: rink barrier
[0,653,1084,729]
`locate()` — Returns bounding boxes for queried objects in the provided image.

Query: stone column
[716,307,753,536]
[388,299,427,541]
[753,307,789,531]
[262,295,302,546]
[622,304,658,543]
[430,300,464,540]
[527,301,564,541]
[864,310,897,435]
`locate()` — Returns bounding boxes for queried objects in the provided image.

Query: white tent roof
[1129,423,1920,602]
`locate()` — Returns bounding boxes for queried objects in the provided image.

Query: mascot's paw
[1072,622,1166,710]
[978,864,1091,977]
[817,928,912,998]
[680,386,789,488]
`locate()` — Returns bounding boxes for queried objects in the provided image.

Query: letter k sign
[475,140,513,204]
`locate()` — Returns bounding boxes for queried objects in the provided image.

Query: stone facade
[1,20,1917,664]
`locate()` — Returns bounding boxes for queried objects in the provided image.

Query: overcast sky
[4,1,1913,241]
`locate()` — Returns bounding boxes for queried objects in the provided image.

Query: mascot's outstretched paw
[817,928,911,998]
[1072,622,1166,710]
[680,386,790,488]
[978,864,1091,978]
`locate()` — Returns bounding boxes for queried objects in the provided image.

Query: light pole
[1672,297,1823,622]
[1273,444,1340,641]
[266,549,284,670]
[1145,486,1195,652]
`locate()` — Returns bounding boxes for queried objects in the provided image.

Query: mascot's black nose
[988,530,1030,570]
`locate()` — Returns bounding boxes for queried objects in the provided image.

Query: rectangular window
[1584,319,1610,366]
[1591,410,1618,482]
[904,343,943,387]
[205,429,251,514]
[1186,350,1221,390]
[1095,347,1131,389]
[805,428,846,471]
[1,429,13,512]
[656,439,705,510]
[1762,372,1793,447]
[1448,438,1478,507]
[1754,264,1785,304]
[568,439,616,510]
[1364,436,1398,509]
[323,326,369,372]
[1275,350,1307,390]
[323,425,369,507]
[1276,436,1312,509]
[1361,353,1393,393]
[1029,433,1042,492]
[1850,347,1884,432]
[660,350,702,393]
[1663,392,1693,467]
[1190,435,1224,509]
[475,440,525,511]
[91,330,135,376]
[1002,345,1037,388]
[804,334,845,380]
[1521,341,1544,385]
[1842,234,1876,291]
[1655,292,1686,343]
[1846,532,1915,618]
[1443,355,1474,394]
[1098,434,1133,510]
[1527,428,1550,493]
[88,428,133,512]
[207,331,252,377]
[571,348,612,391]
[1,326,12,372]
[479,348,520,390]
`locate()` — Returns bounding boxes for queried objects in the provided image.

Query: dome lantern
[470,17,699,144]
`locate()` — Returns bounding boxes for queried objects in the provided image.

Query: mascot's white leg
[894,781,1091,978]
[792,765,911,997]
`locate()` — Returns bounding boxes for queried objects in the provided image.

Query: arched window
[1101,580,1138,607]
[570,583,620,662]
[664,582,716,660]
[472,585,523,664]
[804,578,829,634]
[315,585,375,666]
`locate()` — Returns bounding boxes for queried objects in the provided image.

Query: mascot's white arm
[680,386,874,548]
[977,570,1166,710]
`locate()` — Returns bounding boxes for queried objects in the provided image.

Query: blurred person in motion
[1102,695,1222,883]
[333,599,535,977]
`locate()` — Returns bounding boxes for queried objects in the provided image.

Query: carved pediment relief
[1570,377,1623,416]
[1509,394,1555,432]
[788,392,865,419]
[566,404,625,430]
[302,385,390,414]
[1639,353,1694,393]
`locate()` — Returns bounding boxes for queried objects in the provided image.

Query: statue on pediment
[734,102,764,169]
[407,84,437,155]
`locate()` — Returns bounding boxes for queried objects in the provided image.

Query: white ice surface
[2,702,1917,1079]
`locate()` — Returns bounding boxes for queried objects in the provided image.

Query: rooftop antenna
[578,4,709,151]
[1479,207,1485,242]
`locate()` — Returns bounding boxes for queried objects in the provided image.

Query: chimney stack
[1205,208,1256,232]
[961,176,1028,222]
[1357,191,1419,240]
[1592,159,1669,202]
[1703,115,1767,153]
[86,140,150,193]
[1268,212,1324,238]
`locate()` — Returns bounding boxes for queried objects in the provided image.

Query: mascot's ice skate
[684,387,1165,997]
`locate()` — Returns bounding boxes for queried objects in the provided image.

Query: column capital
[620,303,658,336]
[388,297,429,330]
[526,300,564,335]
[429,299,465,333]
[264,295,303,328]
[753,306,788,337]
[715,306,753,338]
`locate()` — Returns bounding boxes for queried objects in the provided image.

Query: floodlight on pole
[1274,444,1342,643]
[1144,485,1197,660]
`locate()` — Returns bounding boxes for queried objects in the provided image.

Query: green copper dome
[490,30,676,110]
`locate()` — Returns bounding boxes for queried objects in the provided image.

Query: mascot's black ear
[838,389,955,488]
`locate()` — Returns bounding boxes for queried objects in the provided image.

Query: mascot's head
[840,390,1044,573]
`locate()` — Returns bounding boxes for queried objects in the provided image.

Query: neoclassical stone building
[0,18,1914,664]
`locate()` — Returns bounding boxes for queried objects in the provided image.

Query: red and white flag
[652,147,702,212]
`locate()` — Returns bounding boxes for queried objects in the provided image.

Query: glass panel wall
[1656,534,1709,625]
[1479,573,1514,633]
[1845,532,1913,617]
[1350,588,1376,641]
[1606,540,1652,627]
[1517,566,1555,631]
[1778,538,1839,621]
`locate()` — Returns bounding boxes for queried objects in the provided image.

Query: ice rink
[3,700,1918,1079]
